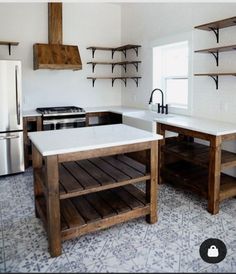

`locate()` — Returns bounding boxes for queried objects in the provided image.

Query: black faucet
[149,88,168,114]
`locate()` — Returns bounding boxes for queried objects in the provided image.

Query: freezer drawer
[0,131,24,176]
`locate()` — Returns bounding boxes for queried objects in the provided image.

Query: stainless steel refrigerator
[0,60,24,176]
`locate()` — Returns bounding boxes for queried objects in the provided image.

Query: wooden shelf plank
[86,45,141,51]
[163,139,236,170]
[58,155,149,199]
[195,73,236,76]
[36,185,149,241]
[87,76,142,79]
[86,46,114,51]
[195,44,236,53]
[220,174,236,201]
[87,61,141,65]
[0,41,19,46]
[161,160,236,202]
[195,16,236,31]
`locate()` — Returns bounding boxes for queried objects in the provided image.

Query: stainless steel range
[36,106,86,130]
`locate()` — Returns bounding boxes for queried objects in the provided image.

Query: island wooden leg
[32,144,43,218]
[208,136,221,214]
[45,155,61,257]
[146,141,158,224]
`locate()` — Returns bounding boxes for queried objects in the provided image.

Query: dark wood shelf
[87,76,141,87]
[0,41,19,55]
[87,61,141,72]
[36,184,149,241]
[36,155,148,200]
[195,16,236,31]
[194,73,236,90]
[195,17,236,43]
[161,160,236,202]
[195,44,236,54]
[163,138,236,170]
[87,44,141,58]
[195,44,236,66]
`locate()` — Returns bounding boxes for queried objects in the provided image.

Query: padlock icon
[207,245,219,257]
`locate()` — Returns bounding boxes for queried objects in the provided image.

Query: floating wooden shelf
[161,160,236,202]
[87,61,141,73]
[195,16,236,43]
[194,72,236,89]
[87,44,141,58]
[195,44,236,66]
[87,76,142,87]
[0,41,19,55]
[163,138,236,170]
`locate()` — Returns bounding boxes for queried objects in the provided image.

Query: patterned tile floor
[0,168,236,273]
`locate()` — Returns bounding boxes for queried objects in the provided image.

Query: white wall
[121,3,236,176]
[0,3,122,110]
[121,3,236,123]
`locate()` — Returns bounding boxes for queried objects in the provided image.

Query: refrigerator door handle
[0,135,19,140]
[15,66,20,125]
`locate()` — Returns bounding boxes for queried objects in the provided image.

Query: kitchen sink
[123,110,175,133]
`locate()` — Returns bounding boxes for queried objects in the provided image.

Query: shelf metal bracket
[112,78,127,87]
[133,46,139,57]
[209,75,219,90]
[91,78,96,87]
[111,49,116,59]
[132,62,139,72]
[131,77,140,87]
[92,63,96,73]
[210,51,219,66]
[8,44,12,55]
[209,27,219,43]
[112,63,127,73]
[122,64,127,72]
[91,48,96,58]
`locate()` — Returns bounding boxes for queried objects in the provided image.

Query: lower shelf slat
[36,184,149,241]
[162,160,236,201]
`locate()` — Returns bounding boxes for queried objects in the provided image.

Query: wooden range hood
[33,3,82,70]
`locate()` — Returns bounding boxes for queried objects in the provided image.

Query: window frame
[152,32,193,116]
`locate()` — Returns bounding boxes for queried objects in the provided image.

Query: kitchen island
[156,116,236,215]
[29,124,162,257]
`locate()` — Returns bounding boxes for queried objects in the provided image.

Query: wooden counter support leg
[45,155,61,257]
[208,136,222,214]
[157,123,165,184]
[32,145,43,218]
[146,141,158,224]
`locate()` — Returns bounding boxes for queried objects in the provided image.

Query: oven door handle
[43,117,86,125]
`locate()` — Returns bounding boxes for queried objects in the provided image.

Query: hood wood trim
[33,2,82,70]
[48,3,62,44]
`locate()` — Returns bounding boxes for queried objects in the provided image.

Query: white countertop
[154,115,236,136]
[28,124,163,156]
[23,109,41,117]
[23,106,144,117]
[84,106,145,114]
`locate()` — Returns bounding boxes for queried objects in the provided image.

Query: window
[153,41,189,110]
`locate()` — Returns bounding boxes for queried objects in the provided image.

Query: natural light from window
[153,41,189,109]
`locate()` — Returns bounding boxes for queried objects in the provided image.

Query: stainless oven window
[43,117,86,130]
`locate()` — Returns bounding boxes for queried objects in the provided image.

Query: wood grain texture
[48,3,62,44]
[33,43,82,70]
[45,155,61,257]
[195,16,236,30]
[208,136,222,214]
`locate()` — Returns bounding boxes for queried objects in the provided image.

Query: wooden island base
[32,141,158,257]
